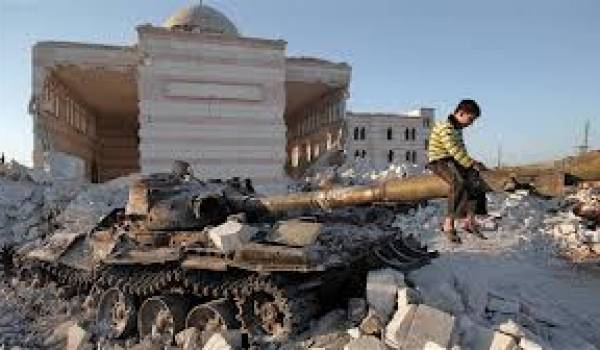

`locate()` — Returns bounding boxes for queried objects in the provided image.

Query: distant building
[345,108,434,168]
[29,4,350,183]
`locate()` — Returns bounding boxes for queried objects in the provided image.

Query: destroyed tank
[19,161,437,344]
[19,152,600,344]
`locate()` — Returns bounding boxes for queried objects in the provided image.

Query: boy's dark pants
[428,158,487,219]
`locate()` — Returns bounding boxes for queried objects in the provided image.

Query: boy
[427,99,488,243]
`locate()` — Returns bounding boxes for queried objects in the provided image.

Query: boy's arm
[438,124,474,168]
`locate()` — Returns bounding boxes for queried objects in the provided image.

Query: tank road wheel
[186,299,239,334]
[236,279,292,342]
[96,288,136,338]
[138,296,188,345]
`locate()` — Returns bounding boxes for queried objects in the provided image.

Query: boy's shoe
[442,228,462,244]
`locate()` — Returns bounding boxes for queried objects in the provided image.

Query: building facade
[345,108,434,168]
[29,5,350,183]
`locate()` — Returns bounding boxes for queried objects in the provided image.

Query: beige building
[345,108,434,168]
[29,5,350,182]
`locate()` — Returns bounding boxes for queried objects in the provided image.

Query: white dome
[163,5,239,36]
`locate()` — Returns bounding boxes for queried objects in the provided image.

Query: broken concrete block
[397,287,421,307]
[208,221,258,253]
[494,319,526,338]
[384,303,417,349]
[558,223,577,235]
[423,341,446,350]
[581,229,600,243]
[489,331,517,350]
[519,337,544,350]
[343,335,386,350]
[202,331,242,350]
[404,304,455,350]
[175,327,200,350]
[366,268,405,321]
[347,298,367,323]
[359,309,385,336]
[66,324,91,350]
[486,295,520,314]
[346,327,361,339]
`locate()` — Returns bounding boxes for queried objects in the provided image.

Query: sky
[1,0,598,167]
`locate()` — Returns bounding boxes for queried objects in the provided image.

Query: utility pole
[496,135,502,168]
[576,120,590,155]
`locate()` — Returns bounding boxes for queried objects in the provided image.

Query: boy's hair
[454,99,481,117]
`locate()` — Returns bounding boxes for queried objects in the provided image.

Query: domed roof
[163,5,239,36]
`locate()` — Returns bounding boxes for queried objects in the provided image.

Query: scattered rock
[358,309,384,336]
[489,331,517,350]
[519,337,544,350]
[202,331,242,350]
[176,327,201,350]
[343,335,386,350]
[397,287,422,307]
[66,324,91,350]
[404,304,455,350]
[346,327,361,339]
[208,221,258,253]
[384,303,417,349]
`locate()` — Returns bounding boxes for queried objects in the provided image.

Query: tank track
[15,233,436,343]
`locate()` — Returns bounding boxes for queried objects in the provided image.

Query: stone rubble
[0,160,599,350]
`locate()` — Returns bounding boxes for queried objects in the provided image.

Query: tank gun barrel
[252,151,600,214]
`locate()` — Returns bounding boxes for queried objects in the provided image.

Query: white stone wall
[137,26,287,181]
[345,110,434,168]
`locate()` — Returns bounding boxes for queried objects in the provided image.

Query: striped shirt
[427,116,474,168]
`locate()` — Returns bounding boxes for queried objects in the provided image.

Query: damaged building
[29,4,350,183]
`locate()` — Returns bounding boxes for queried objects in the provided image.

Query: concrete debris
[358,309,385,336]
[66,324,91,350]
[489,331,517,350]
[176,327,201,350]
[397,287,422,307]
[384,303,418,349]
[44,152,86,182]
[403,304,455,350]
[365,268,406,321]
[343,335,386,350]
[519,337,544,350]
[202,331,242,350]
[346,327,361,339]
[208,220,259,253]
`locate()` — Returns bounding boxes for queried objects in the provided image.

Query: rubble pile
[543,186,600,262]
[305,157,427,188]
[0,160,81,248]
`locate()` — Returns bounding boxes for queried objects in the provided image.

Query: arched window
[405,151,411,162]
[361,150,367,158]
[412,150,417,163]
[411,128,416,140]
[388,150,394,163]
[404,128,409,140]
[360,127,366,140]
[387,127,393,140]
[353,127,359,140]
[354,150,360,158]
